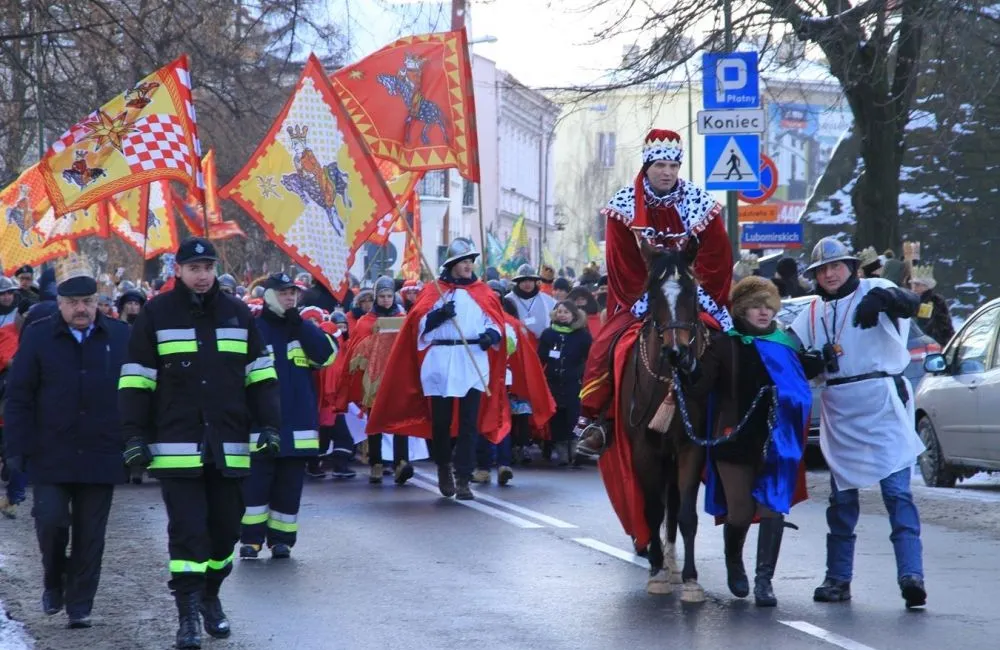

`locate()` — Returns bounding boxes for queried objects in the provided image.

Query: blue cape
[704,330,811,517]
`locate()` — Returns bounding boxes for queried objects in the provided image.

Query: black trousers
[160,464,243,596]
[367,433,410,466]
[241,456,306,547]
[32,483,114,617]
[550,403,580,443]
[430,390,480,480]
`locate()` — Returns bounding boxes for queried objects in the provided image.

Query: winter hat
[775,256,799,278]
[881,259,909,287]
[540,265,556,283]
[910,263,936,290]
[553,277,572,293]
[300,305,328,323]
[641,129,684,165]
[730,276,781,318]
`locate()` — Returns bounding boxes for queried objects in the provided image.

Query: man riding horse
[575,129,734,458]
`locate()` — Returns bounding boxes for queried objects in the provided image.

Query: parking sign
[702,52,760,109]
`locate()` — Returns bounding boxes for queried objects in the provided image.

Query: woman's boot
[754,516,785,607]
[724,524,750,598]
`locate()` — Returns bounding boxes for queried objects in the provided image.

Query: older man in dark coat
[4,255,130,629]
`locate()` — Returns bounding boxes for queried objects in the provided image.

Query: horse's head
[640,238,699,354]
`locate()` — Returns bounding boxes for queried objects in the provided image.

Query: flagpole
[476,183,488,275]
[357,150,491,397]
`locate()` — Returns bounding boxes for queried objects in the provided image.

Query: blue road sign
[704,134,760,191]
[702,52,760,109]
[740,223,804,250]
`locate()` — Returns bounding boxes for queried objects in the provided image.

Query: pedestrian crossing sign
[704,134,760,190]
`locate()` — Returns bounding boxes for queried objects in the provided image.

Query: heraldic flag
[35,201,109,245]
[175,150,245,240]
[221,54,398,299]
[109,182,179,259]
[39,55,203,216]
[331,29,480,182]
[368,159,422,246]
[0,165,75,274]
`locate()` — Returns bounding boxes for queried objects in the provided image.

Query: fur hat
[730,276,781,318]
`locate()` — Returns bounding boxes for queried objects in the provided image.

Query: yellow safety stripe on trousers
[118,363,158,391]
[267,510,298,533]
[148,443,201,470]
[241,504,269,526]
[206,553,234,571]
[245,367,277,386]
[292,430,319,450]
[579,373,610,400]
[169,559,207,574]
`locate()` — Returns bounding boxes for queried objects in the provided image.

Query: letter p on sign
[715,59,746,104]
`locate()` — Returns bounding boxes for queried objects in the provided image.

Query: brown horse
[618,241,709,602]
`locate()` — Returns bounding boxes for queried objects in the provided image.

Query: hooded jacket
[537,308,593,406]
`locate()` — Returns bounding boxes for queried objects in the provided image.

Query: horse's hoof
[663,544,682,584]
[680,581,706,603]
[647,571,673,595]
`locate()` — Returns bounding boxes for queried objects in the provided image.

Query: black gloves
[424,301,456,334]
[284,308,302,326]
[478,330,501,350]
[853,287,920,329]
[123,437,153,468]
[254,427,282,456]
[798,350,826,380]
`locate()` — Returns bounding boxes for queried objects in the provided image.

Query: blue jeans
[476,433,512,470]
[826,467,923,582]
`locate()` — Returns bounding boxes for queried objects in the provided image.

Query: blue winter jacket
[4,312,130,484]
[254,309,336,456]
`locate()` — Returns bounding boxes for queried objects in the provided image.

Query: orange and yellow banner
[0,165,75,274]
[109,181,179,259]
[40,55,202,216]
[220,54,398,299]
[175,150,245,240]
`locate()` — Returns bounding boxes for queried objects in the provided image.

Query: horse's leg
[677,444,707,603]
[664,480,682,584]
[403,115,413,144]
[634,443,670,595]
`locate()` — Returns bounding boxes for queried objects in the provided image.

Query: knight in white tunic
[790,237,927,610]
[504,264,556,339]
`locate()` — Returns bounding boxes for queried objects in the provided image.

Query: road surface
[1,463,999,649]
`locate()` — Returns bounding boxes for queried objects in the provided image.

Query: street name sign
[697,109,766,134]
[740,223,804,249]
[738,205,779,223]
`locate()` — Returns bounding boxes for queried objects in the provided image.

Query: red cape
[598,321,807,552]
[366,279,508,443]
[505,314,556,430]
[317,322,346,424]
[333,312,378,414]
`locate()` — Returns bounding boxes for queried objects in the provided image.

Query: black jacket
[916,289,955,347]
[4,312,130,484]
[118,279,280,478]
[537,311,592,407]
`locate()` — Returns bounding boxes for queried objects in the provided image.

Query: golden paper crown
[56,253,94,286]
[911,263,936,285]
[857,246,879,267]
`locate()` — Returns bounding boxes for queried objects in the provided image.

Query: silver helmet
[374,275,395,296]
[0,276,16,293]
[805,237,859,276]
[442,237,480,268]
[512,264,540,282]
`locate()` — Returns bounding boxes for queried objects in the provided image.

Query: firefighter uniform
[119,240,280,644]
[240,273,335,555]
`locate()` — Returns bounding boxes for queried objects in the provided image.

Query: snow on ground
[0,556,32,650]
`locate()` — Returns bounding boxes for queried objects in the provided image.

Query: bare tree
[565,0,998,251]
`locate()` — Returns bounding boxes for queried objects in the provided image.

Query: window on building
[463,179,476,207]
[597,132,616,168]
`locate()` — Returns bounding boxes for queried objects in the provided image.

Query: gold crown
[56,253,94,285]
[286,125,308,142]
[911,263,935,283]
[857,246,879,266]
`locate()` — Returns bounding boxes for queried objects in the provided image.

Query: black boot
[455,476,474,501]
[200,582,231,639]
[437,464,456,498]
[175,591,202,649]
[724,524,750,598]
[754,516,785,607]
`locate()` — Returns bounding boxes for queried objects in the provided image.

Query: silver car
[916,298,1000,487]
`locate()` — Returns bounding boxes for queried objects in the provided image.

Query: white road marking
[409,479,543,529]
[413,469,577,528]
[779,621,880,650]
[571,537,648,568]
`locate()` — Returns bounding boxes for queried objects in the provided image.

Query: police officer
[119,238,281,649]
[239,273,334,560]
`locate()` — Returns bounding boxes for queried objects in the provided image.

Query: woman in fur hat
[685,276,812,608]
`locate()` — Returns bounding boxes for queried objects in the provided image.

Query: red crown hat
[300,305,328,324]
[642,129,683,164]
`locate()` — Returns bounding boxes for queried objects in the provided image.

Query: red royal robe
[505,313,556,430]
[366,279,509,443]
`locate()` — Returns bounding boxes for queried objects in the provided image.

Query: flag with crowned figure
[220,54,398,299]
[39,55,202,216]
[330,30,480,181]
[0,165,76,274]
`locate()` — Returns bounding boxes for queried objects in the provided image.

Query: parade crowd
[0,128,940,649]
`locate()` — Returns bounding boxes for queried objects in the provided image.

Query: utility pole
[722,0,739,253]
